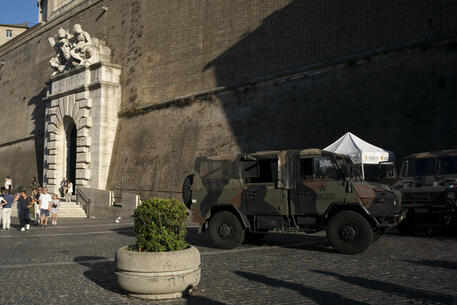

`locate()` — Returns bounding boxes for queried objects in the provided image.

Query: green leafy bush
[130,198,188,252]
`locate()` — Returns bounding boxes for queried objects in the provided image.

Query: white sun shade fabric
[324,132,394,165]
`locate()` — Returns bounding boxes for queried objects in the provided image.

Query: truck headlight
[447,192,456,200]
[393,199,397,206]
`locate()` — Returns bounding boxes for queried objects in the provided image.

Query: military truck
[394,149,457,233]
[182,149,404,254]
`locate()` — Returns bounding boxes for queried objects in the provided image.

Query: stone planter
[115,245,201,300]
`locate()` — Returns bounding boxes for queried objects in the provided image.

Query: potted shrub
[115,198,201,299]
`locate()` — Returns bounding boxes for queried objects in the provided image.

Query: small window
[6,30,12,38]
[300,158,314,180]
[243,159,278,183]
[438,157,457,175]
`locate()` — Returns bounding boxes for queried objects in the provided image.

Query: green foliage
[131,198,188,252]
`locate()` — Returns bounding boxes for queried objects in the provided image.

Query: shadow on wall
[28,87,47,186]
[203,0,457,156]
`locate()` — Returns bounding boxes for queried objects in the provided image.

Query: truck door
[242,159,288,216]
[295,156,345,215]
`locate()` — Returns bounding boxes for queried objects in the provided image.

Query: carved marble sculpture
[48,24,98,75]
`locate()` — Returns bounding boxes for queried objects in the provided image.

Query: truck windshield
[438,157,457,175]
[335,156,360,179]
[400,158,436,177]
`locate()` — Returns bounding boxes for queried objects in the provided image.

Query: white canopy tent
[324,132,394,178]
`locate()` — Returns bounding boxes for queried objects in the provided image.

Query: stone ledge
[76,170,90,180]
[76,92,88,101]
[77,117,92,129]
[79,98,92,109]
[45,155,57,164]
[76,152,91,163]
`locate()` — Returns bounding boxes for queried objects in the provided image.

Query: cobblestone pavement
[0,218,456,305]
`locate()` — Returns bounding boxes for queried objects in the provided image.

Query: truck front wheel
[208,211,245,249]
[327,211,373,254]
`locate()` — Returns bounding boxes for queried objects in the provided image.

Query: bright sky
[0,0,38,26]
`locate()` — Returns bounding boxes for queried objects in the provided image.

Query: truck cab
[394,149,457,233]
[183,149,404,254]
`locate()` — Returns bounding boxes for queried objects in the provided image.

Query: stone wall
[107,42,457,199]
[0,0,456,195]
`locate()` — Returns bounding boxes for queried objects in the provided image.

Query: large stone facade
[0,0,457,197]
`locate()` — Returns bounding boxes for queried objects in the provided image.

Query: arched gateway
[43,25,121,194]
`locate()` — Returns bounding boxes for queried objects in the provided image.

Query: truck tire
[208,211,245,249]
[182,175,193,209]
[327,211,373,254]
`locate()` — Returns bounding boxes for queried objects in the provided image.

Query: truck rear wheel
[208,211,245,249]
[327,211,373,254]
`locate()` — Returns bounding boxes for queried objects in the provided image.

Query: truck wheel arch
[203,205,250,232]
[325,202,378,228]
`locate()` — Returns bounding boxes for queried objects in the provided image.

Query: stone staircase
[10,201,87,218]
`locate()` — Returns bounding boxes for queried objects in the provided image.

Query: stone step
[9,201,87,218]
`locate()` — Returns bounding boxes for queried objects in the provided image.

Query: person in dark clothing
[33,187,42,225]
[15,190,31,231]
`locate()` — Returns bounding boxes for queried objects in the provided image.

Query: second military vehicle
[394,149,457,234]
[183,149,404,254]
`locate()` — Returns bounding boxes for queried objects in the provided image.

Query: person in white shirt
[4,177,12,192]
[66,180,73,202]
[39,188,52,228]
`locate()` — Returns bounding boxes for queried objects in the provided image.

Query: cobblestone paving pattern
[0,218,456,305]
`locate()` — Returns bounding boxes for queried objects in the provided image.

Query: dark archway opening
[64,117,77,186]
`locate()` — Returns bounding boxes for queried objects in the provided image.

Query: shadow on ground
[186,227,335,253]
[402,259,457,271]
[74,256,123,294]
[110,226,335,253]
[183,295,226,305]
[235,270,368,305]
[110,226,134,237]
[311,269,454,305]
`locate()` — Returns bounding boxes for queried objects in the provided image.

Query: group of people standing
[60,178,73,202]
[31,187,61,228]
[0,176,62,231]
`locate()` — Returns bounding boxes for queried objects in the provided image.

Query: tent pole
[361,155,365,180]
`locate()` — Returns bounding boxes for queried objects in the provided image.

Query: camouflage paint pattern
[188,149,402,231]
